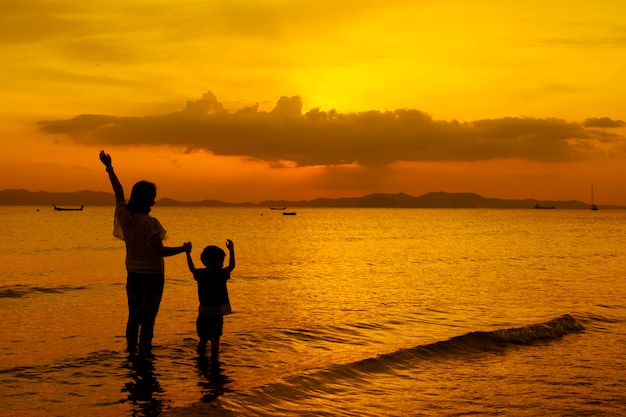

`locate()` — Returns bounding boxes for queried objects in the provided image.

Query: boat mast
[591,184,598,210]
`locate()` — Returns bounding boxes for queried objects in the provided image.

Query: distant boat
[54,205,84,211]
[270,206,287,210]
[591,185,598,211]
[283,212,296,216]
[534,204,555,209]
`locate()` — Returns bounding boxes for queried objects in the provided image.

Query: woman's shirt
[113,202,167,273]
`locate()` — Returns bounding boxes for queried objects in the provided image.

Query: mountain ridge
[1,188,621,210]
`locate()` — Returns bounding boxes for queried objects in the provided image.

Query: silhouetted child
[186,239,235,356]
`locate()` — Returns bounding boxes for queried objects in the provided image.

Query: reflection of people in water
[122,356,164,416]
[196,355,232,403]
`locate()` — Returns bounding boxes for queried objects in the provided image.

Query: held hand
[183,242,192,253]
[99,150,112,169]
[226,239,234,251]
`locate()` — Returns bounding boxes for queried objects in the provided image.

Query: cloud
[0,1,86,44]
[582,117,625,128]
[37,91,625,167]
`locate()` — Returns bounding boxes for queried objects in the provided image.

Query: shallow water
[0,206,625,416]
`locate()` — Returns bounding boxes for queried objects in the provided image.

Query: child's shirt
[193,267,232,316]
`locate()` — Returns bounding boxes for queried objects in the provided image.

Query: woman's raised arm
[99,150,125,204]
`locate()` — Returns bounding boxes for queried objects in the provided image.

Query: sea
[0,205,624,417]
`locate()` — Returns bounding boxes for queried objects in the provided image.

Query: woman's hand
[99,150,113,169]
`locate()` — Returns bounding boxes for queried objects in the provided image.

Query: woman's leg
[125,274,142,353]
[137,273,164,354]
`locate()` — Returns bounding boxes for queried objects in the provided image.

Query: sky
[1,0,626,205]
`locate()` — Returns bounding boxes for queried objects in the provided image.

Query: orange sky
[1,0,625,205]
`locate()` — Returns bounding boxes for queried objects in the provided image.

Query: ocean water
[0,205,624,416]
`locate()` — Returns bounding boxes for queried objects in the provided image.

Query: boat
[54,205,84,211]
[282,212,296,216]
[591,185,598,211]
[534,204,555,209]
[270,207,287,210]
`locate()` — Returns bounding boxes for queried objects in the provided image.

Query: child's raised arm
[226,239,235,272]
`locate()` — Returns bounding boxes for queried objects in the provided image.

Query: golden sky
[1,0,625,204]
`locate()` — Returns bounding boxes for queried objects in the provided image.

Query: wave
[0,284,88,299]
[377,313,585,364]
[339,314,585,378]
[228,315,585,403]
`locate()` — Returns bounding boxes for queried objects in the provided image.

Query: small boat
[54,205,84,211]
[282,212,296,216]
[591,185,598,211]
[534,204,555,209]
[270,207,287,210]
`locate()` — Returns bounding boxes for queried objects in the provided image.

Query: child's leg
[210,316,224,356]
[196,313,209,355]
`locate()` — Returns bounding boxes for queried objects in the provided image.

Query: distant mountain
[2,188,622,210]
[156,198,255,207]
[0,189,114,206]
[258,192,606,209]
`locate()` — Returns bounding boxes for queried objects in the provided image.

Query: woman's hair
[200,245,226,267]
[127,180,157,214]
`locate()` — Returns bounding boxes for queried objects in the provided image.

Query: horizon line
[0,188,620,209]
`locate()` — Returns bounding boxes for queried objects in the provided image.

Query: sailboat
[591,185,598,211]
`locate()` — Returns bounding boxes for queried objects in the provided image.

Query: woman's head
[127,181,157,213]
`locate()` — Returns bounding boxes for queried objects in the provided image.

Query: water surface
[0,206,624,416]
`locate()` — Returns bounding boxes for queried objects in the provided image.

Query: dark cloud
[37,91,625,167]
[582,117,625,128]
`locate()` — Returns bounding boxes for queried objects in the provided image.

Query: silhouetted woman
[100,150,191,356]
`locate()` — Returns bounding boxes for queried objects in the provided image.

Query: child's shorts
[196,314,224,339]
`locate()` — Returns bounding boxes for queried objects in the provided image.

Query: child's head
[200,245,226,269]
